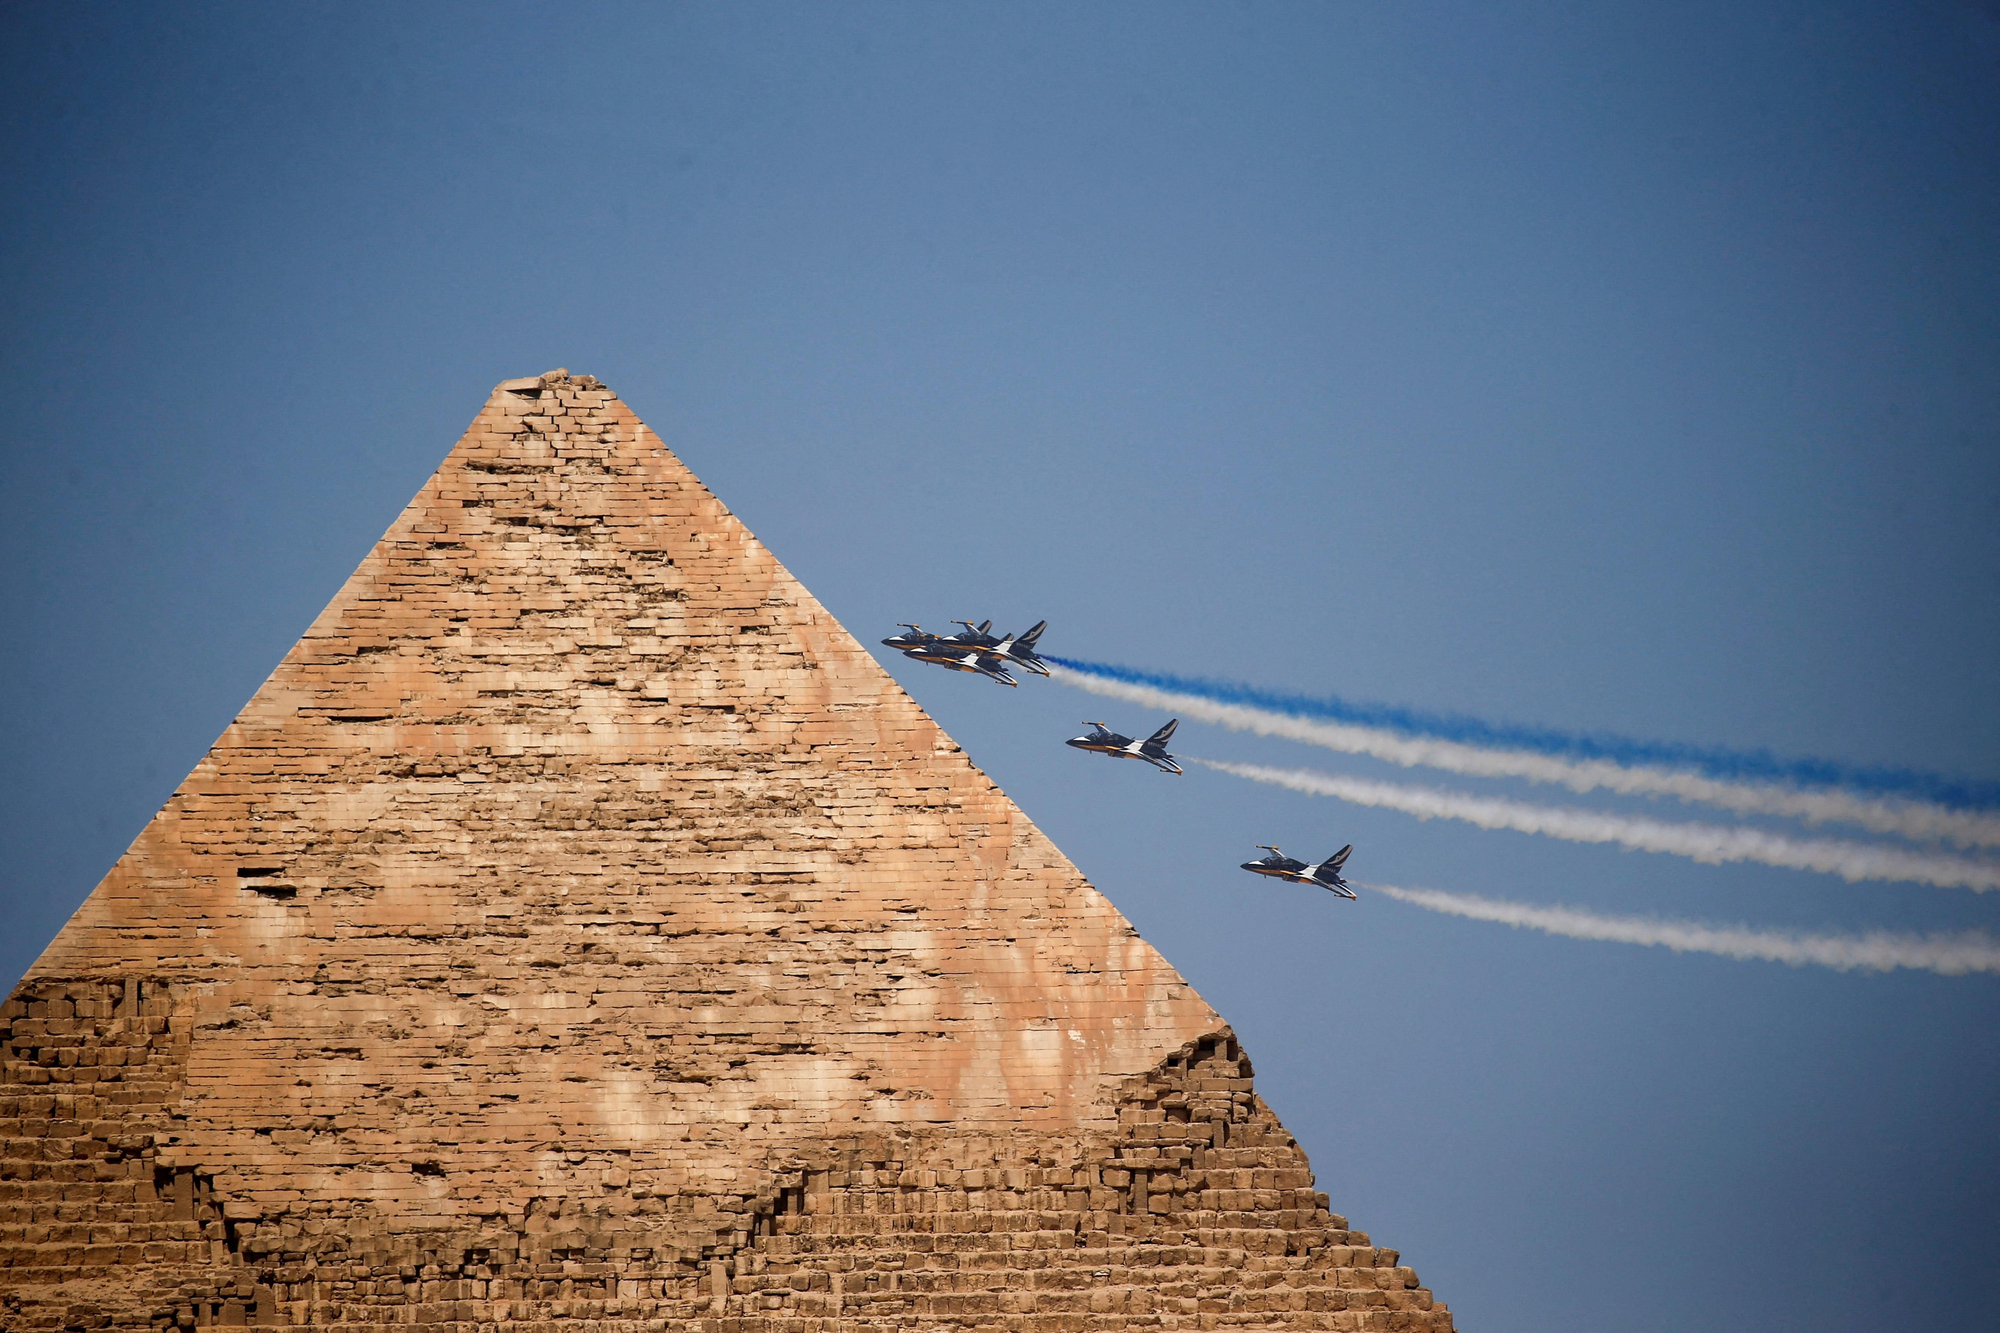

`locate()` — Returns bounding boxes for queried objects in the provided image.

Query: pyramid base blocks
[1,983,1449,1332]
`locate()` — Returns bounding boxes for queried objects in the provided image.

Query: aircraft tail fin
[1142,718,1179,751]
[1002,620,1051,674]
[1325,845,1352,873]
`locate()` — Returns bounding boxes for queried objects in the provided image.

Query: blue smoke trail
[1045,656,2000,812]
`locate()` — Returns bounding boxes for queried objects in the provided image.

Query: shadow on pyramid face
[1,373,1452,1330]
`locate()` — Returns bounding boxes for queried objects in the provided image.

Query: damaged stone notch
[234,867,296,900]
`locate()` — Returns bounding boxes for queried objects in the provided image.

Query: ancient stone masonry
[2,370,1453,1331]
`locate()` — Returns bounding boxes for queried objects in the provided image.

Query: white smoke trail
[1050,666,2000,849]
[1198,759,2000,892]
[1364,882,2000,976]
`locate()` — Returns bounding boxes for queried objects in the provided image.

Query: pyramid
[1,372,1453,1332]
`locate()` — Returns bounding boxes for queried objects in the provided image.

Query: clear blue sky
[4,4,1996,1328]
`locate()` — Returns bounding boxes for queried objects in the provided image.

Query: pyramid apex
[494,367,594,395]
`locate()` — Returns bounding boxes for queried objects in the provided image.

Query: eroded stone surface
[2,373,1452,1331]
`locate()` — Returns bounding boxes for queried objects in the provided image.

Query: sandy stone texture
[1,372,1452,1331]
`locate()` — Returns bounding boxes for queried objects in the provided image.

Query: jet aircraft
[906,642,1017,686]
[1065,719,1183,774]
[881,623,942,653]
[1238,844,1357,899]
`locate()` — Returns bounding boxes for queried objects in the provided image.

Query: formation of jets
[880,615,1358,902]
[881,619,1048,687]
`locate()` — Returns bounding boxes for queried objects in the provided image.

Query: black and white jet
[881,623,941,653]
[904,641,1018,687]
[1065,719,1183,775]
[1238,844,1357,899]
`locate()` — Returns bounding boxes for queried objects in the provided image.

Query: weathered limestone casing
[2,371,1452,1331]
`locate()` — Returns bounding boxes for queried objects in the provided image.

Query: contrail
[1048,660,2000,849]
[1198,759,2000,892]
[1363,882,2000,977]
